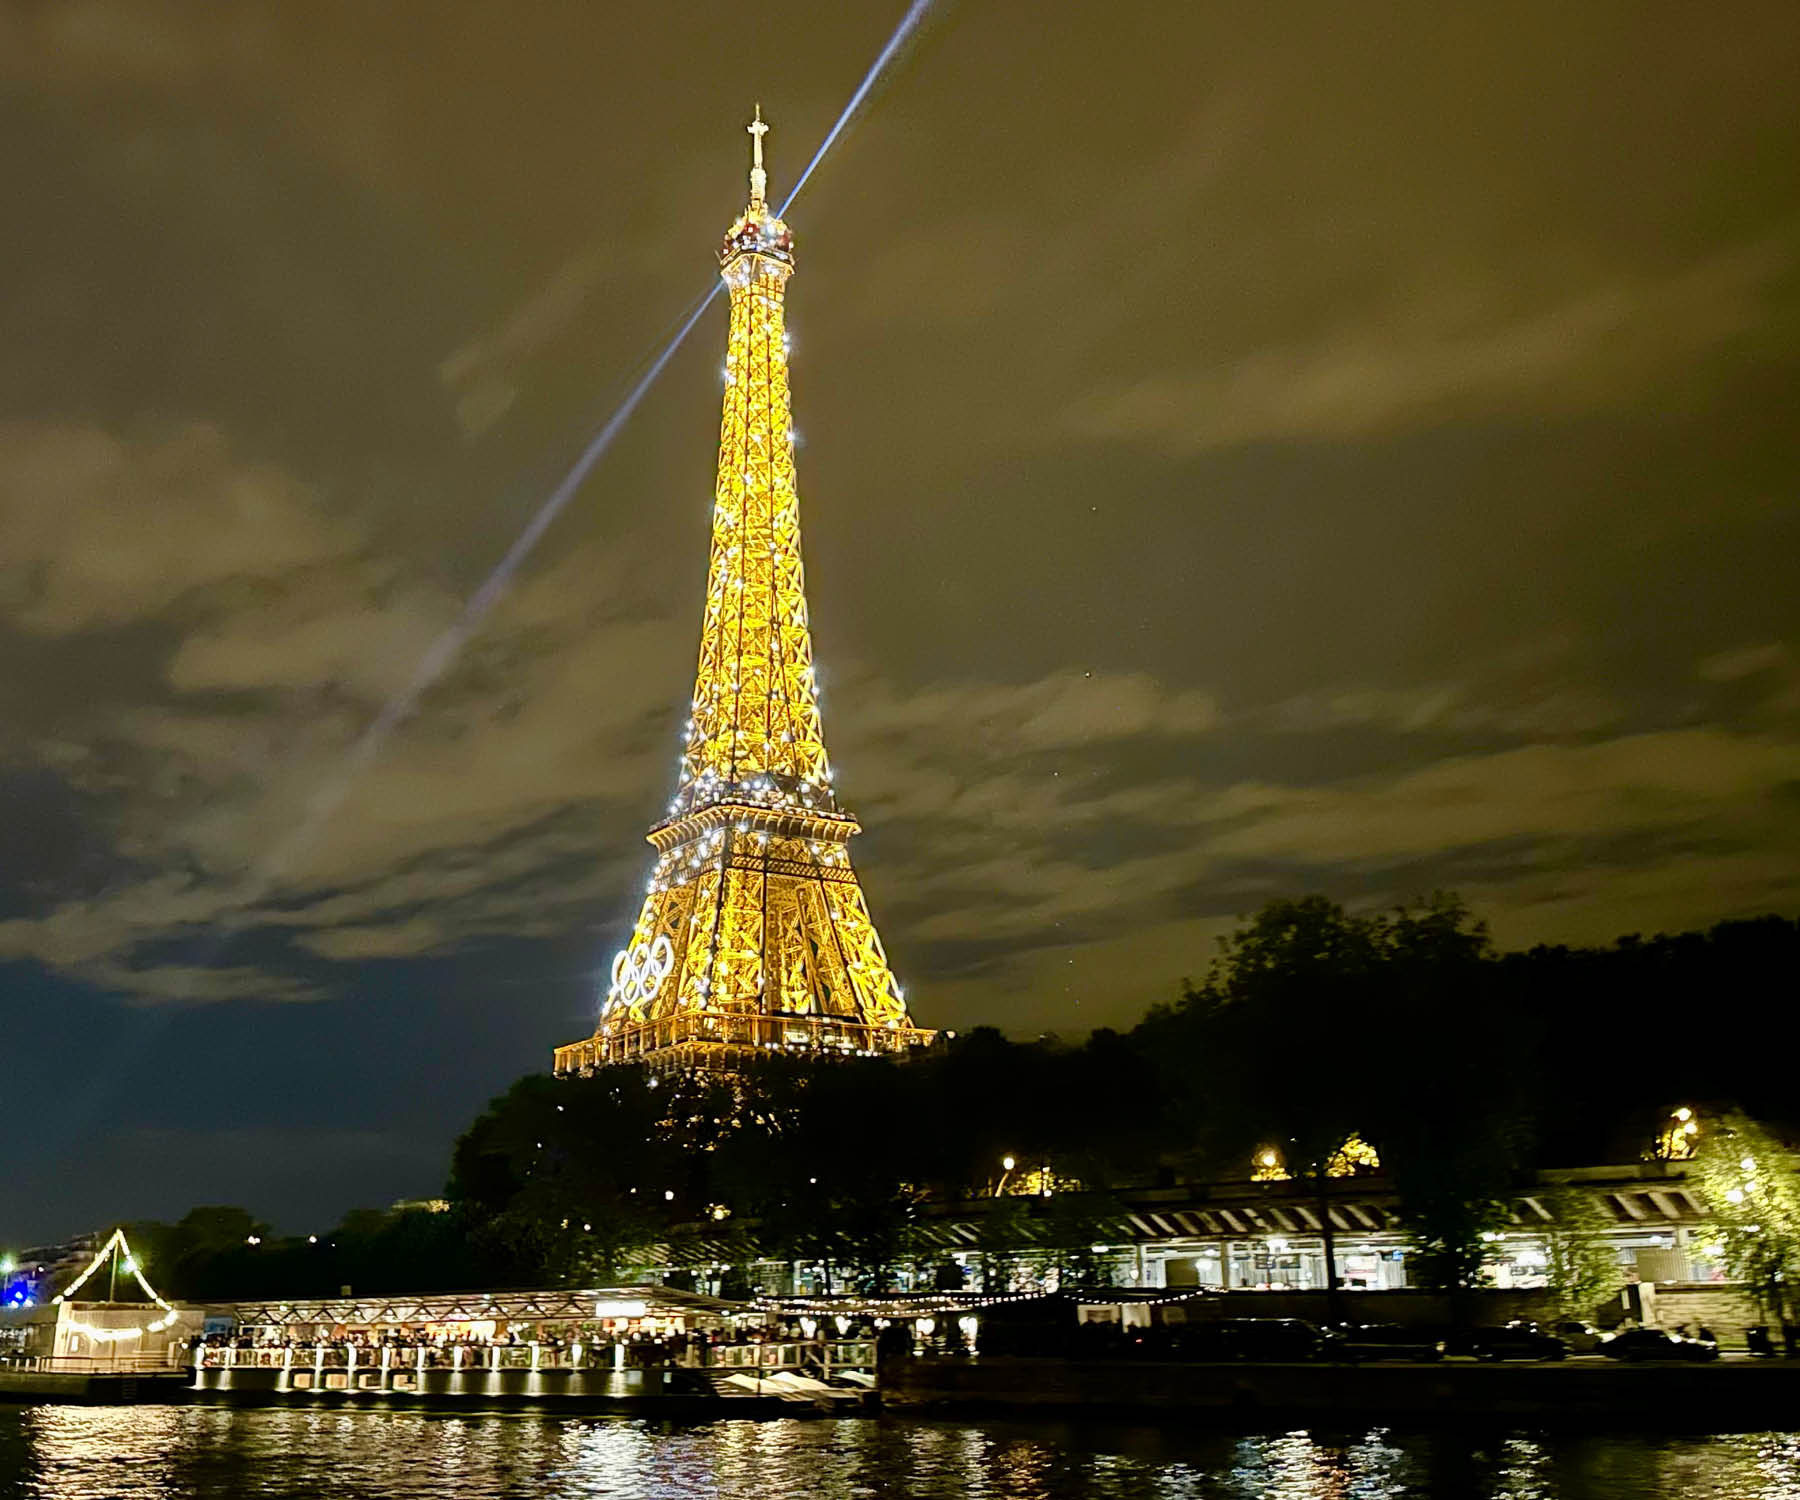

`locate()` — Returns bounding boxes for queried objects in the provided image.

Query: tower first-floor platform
[554,1010,930,1075]
[555,800,934,1074]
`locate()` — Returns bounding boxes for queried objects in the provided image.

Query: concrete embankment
[0,1369,191,1405]
[187,1365,810,1415]
[883,1356,1800,1430]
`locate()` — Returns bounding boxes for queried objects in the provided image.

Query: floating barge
[186,1283,873,1412]
[5,1281,876,1411]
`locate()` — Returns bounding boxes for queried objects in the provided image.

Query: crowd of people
[190,1315,885,1370]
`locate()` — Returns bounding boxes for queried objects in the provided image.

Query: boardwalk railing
[2,1354,186,1374]
[194,1339,876,1380]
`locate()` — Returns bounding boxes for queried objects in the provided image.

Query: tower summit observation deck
[554,110,935,1074]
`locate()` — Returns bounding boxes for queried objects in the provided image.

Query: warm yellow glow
[1325,1133,1381,1177]
[1652,1106,1700,1161]
[1251,1135,1378,1182]
[50,1228,181,1342]
[554,114,932,1073]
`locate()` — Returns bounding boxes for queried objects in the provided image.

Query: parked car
[1220,1318,1336,1362]
[1598,1328,1720,1362]
[1176,1318,1334,1362]
[1549,1320,1606,1354]
[1171,1322,1239,1361]
[1444,1321,1568,1361]
[1331,1322,1446,1362]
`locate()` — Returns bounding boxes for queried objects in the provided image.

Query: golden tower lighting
[555,109,934,1073]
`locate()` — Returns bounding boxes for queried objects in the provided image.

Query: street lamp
[1659,1106,1699,1160]
[997,1156,1016,1195]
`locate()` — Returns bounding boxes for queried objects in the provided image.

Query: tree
[1145,895,1520,1311]
[1690,1112,1800,1343]
[974,1197,1032,1293]
[1041,1189,1132,1289]
[1146,895,1392,1312]
[447,1069,679,1286]
[1505,917,1800,1164]
[1538,1182,1623,1322]
[1366,898,1533,1305]
[837,1185,924,1294]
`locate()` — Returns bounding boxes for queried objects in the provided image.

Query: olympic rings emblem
[608,934,675,1011]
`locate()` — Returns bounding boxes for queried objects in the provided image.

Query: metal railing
[193,1339,877,1379]
[3,1354,185,1374]
[556,1012,927,1072]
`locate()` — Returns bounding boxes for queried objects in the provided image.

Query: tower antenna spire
[747,103,769,208]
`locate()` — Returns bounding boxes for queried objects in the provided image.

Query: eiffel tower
[555,110,934,1074]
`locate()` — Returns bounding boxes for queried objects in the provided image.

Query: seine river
[2,1408,1798,1498]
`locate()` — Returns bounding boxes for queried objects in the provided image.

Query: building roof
[201,1283,746,1329]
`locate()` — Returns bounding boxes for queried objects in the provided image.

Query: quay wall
[884,1355,1800,1430]
[1156,1284,1773,1350]
[193,1365,672,1401]
[1648,1284,1763,1338]
[0,1369,189,1405]
[1175,1289,1555,1326]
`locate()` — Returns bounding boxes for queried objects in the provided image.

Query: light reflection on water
[1,1407,1798,1500]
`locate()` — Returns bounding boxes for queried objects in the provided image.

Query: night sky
[2,2,1797,1243]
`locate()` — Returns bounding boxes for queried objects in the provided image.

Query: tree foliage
[1145,892,1532,1290]
[1538,1182,1623,1322]
[1690,1111,1800,1332]
[113,905,1798,1306]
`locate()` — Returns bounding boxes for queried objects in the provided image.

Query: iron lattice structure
[556,112,934,1074]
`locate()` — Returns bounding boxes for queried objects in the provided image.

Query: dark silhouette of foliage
[129,905,1798,1302]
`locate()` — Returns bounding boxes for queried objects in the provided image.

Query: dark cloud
[1,0,1797,1240]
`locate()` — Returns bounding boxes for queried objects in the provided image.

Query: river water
[1,1407,1797,1498]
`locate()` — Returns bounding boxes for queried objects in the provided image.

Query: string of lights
[753,1287,1215,1317]
[50,1228,180,1342]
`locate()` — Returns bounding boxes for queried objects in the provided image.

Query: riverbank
[14,1354,1800,1431]
[188,1363,866,1416]
[3,1360,867,1417]
[883,1355,1800,1431]
[0,1368,190,1405]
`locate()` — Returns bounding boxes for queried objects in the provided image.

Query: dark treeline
[125,899,1798,1302]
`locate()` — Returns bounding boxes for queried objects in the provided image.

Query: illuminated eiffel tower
[555,110,934,1074]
